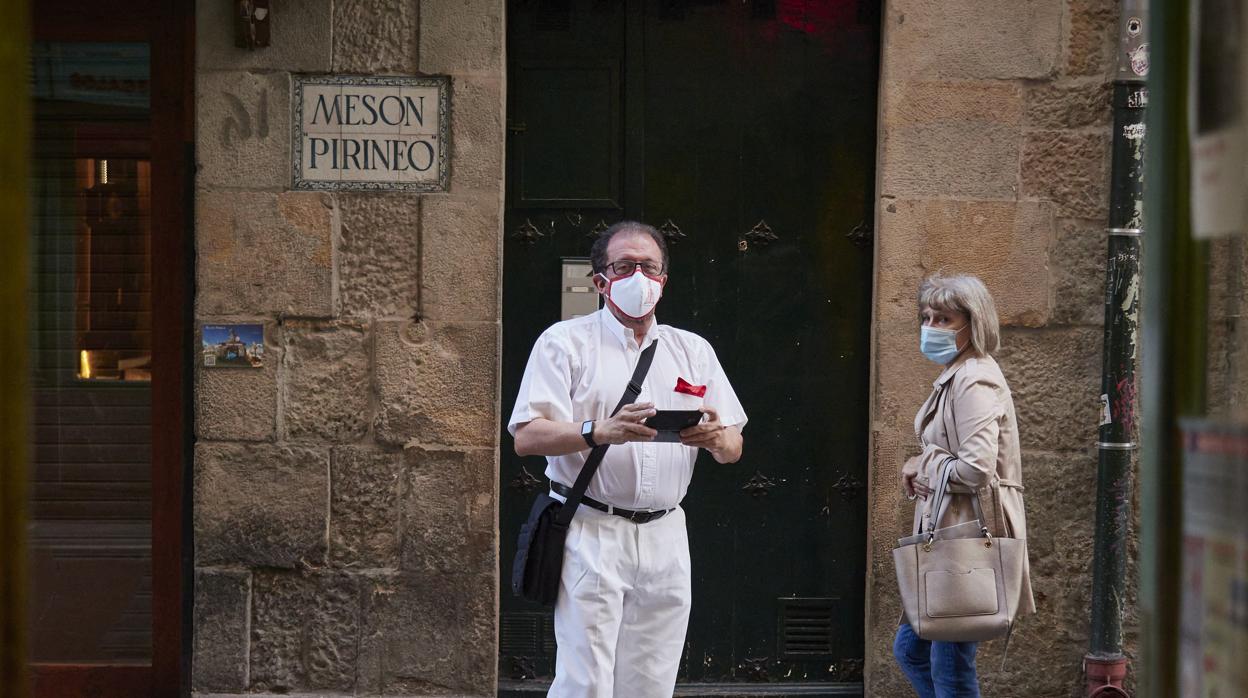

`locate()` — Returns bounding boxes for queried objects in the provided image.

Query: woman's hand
[901,455,932,499]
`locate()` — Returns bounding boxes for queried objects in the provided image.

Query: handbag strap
[554,339,660,526]
[925,456,990,541]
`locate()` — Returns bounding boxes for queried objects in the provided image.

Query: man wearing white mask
[509,220,747,697]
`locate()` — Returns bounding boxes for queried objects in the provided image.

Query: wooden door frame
[30,1,194,695]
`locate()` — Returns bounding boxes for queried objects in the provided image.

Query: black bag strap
[554,339,659,526]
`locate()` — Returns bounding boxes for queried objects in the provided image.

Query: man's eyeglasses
[603,260,664,277]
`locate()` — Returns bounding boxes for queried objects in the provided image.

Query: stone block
[1024,79,1113,130]
[196,71,290,190]
[1021,130,1110,219]
[1066,0,1118,77]
[282,321,370,441]
[400,447,495,574]
[880,81,1023,199]
[196,321,280,441]
[250,571,361,693]
[419,193,502,322]
[373,320,499,447]
[196,191,335,317]
[885,1,1062,80]
[978,449,1097,696]
[356,570,496,695]
[1052,219,1108,326]
[418,0,504,75]
[330,447,402,568]
[877,198,1055,326]
[195,442,328,567]
[995,327,1102,453]
[192,569,251,692]
[871,318,942,425]
[337,193,420,319]
[333,0,418,74]
[447,75,505,193]
[197,0,332,72]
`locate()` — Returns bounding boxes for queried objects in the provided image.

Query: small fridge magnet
[202,324,265,368]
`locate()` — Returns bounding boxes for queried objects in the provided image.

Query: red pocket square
[675,377,706,398]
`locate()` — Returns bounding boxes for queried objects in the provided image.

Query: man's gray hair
[917,273,1001,356]
[590,220,670,274]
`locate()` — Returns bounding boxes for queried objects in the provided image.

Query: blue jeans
[893,622,980,698]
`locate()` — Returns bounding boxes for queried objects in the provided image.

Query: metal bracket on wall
[513,219,544,245]
[846,220,873,248]
[508,466,543,492]
[587,219,609,239]
[745,219,779,246]
[742,470,778,497]
[832,472,864,501]
[658,219,686,244]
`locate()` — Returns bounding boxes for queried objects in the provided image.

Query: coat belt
[916,476,1025,493]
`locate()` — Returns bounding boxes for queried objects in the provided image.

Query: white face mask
[600,268,663,319]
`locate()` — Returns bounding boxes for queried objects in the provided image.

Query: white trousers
[548,504,692,698]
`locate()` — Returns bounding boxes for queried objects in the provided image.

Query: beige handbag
[893,457,1028,642]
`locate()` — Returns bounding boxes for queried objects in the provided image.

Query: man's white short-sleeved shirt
[508,309,747,511]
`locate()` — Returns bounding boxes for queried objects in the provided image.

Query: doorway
[499,0,879,693]
[27,1,193,695]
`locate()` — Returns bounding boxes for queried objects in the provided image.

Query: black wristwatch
[581,420,597,448]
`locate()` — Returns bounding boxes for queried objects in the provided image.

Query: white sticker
[1099,394,1113,426]
[1130,43,1150,76]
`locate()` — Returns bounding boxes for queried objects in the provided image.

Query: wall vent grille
[778,597,836,659]
[500,611,557,658]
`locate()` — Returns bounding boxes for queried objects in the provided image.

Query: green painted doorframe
[1139,1,1206,696]
[0,1,31,697]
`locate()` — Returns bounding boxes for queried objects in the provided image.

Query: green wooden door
[499,0,879,691]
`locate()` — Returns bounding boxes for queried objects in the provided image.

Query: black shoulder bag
[511,340,659,605]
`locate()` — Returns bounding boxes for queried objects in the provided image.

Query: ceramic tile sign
[202,324,265,368]
[292,75,450,192]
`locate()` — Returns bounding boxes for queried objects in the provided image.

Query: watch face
[582,421,593,435]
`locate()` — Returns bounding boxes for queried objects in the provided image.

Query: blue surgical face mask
[920,325,966,364]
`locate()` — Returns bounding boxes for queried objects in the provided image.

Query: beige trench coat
[904,354,1036,615]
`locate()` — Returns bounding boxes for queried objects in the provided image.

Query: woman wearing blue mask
[894,273,1034,697]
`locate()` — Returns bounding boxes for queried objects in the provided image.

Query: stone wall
[191,1,505,695]
[866,1,1128,695]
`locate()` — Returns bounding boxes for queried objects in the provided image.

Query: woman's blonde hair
[917,273,1001,356]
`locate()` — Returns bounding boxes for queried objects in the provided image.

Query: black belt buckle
[629,508,666,524]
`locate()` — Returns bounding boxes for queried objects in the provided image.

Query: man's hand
[680,406,743,463]
[594,402,659,445]
[901,455,931,499]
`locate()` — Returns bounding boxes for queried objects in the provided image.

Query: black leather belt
[550,481,673,524]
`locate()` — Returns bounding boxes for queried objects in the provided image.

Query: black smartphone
[643,409,704,442]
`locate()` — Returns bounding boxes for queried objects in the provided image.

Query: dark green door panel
[500,0,880,688]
